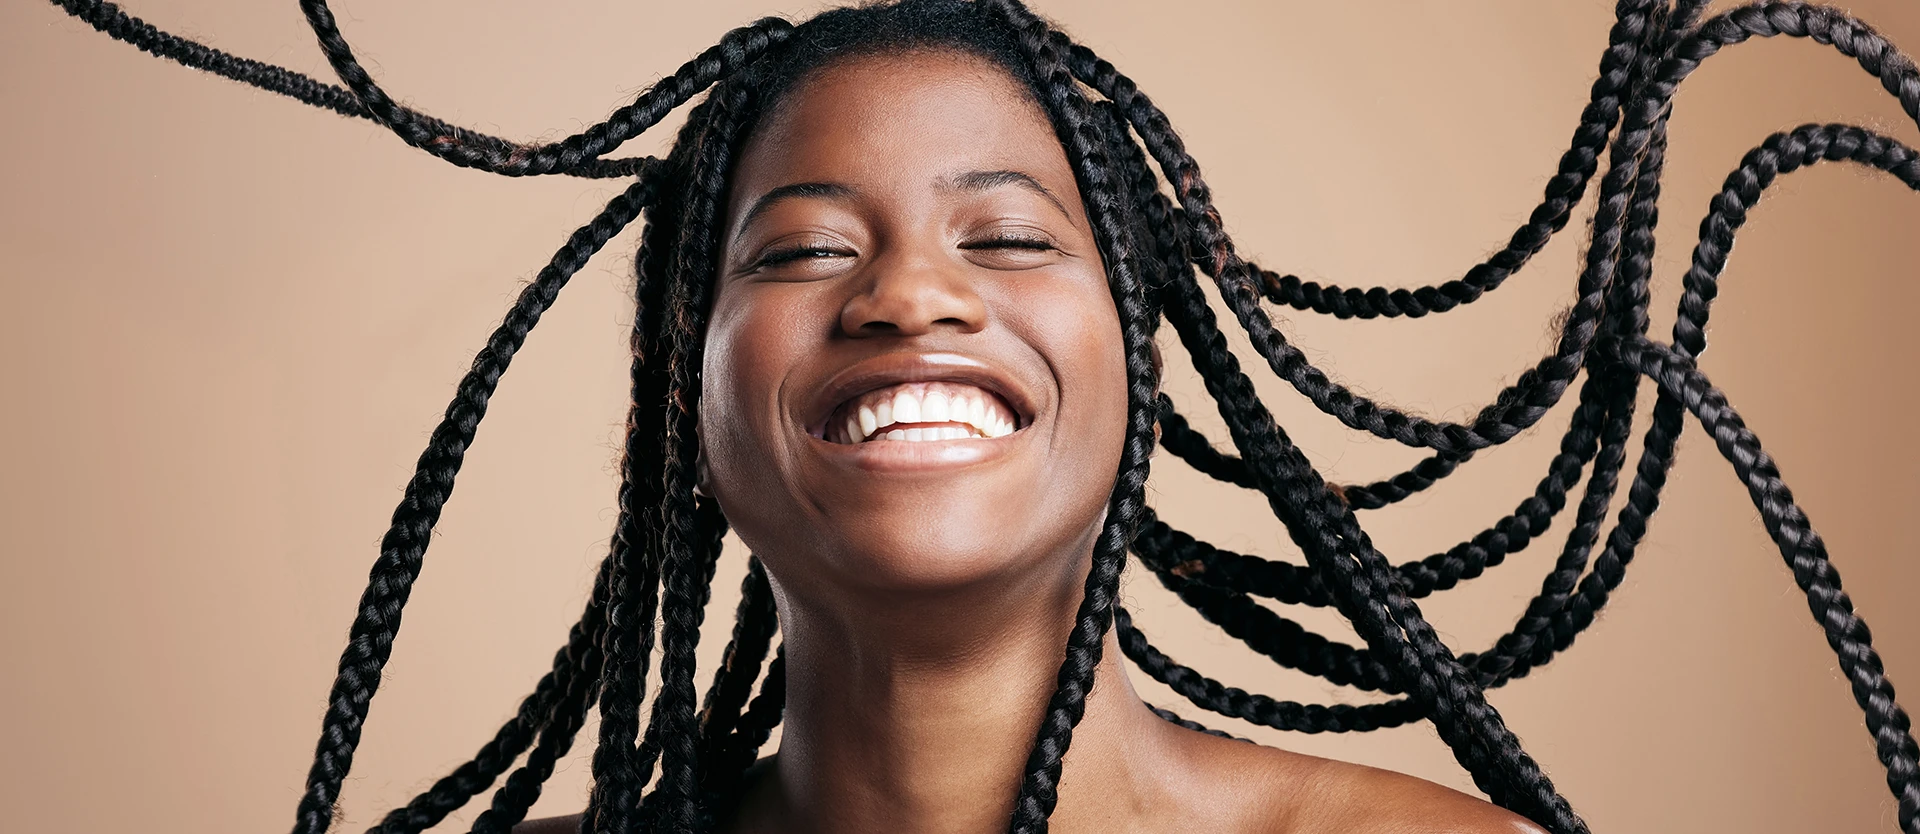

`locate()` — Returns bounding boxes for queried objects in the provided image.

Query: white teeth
[923,391,950,423]
[829,381,1024,444]
[892,390,920,425]
[846,424,982,443]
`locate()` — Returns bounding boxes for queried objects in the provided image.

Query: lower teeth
[864,426,978,443]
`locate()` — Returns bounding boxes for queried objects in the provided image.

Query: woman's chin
[729,481,1108,611]
[777,517,1096,607]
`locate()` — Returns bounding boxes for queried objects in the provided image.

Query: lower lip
[805,431,1021,472]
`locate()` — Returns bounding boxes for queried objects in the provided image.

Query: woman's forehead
[728,50,1073,207]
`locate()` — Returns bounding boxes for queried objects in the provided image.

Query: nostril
[838,263,989,338]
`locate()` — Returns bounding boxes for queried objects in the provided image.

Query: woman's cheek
[699,291,779,502]
[700,283,826,512]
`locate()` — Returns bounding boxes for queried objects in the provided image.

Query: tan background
[5,1,1918,831]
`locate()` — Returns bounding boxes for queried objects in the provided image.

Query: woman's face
[701,49,1128,605]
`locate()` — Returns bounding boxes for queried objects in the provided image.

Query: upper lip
[804,351,1038,439]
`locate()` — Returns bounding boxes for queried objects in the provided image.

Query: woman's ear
[694,446,712,498]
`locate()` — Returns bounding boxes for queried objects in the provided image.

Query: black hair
[48,0,1920,832]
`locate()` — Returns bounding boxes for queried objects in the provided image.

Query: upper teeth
[829,381,1020,444]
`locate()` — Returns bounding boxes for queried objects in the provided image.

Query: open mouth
[823,380,1024,445]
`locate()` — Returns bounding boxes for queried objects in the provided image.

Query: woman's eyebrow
[944,169,1074,224]
[734,181,856,242]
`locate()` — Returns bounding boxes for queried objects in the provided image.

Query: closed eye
[749,234,1058,272]
[960,234,1057,252]
[756,245,854,268]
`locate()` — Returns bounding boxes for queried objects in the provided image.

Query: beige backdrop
[4,1,1917,831]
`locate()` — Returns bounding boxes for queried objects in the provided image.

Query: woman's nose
[838,250,988,338]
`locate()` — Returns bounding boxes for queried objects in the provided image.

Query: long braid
[1107,93,1445,728]
[1024,0,1576,823]
[290,0,792,179]
[1125,6,1920,824]
[585,209,682,834]
[288,173,659,834]
[1125,0,1653,730]
[1123,0,1920,491]
[1554,121,1920,662]
[1153,250,1584,826]
[1098,42,1589,799]
[1138,110,1920,734]
[1617,336,1920,831]
[1118,608,1422,734]
[1132,121,1920,706]
[1328,450,1471,511]
[466,598,611,834]
[582,327,667,834]
[1463,0,1681,690]
[1496,0,1687,679]
[1069,1,1920,458]
[1124,154,1599,621]
[714,648,788,781]
[986,22,1160,832]
[1140,553,1402,693]
[1142,124,1920,739]
[697,559,779,783]
[1235,1,1656,319]
[1024,1,1578,821]
[639,75,755,831]
[580,80,747,834]
[56,0,365,119]
[1075,69,1645,774]
[366,555,617,834]
[51,0,791,179]
[600,83,742,834]
[1141,381,1605,608]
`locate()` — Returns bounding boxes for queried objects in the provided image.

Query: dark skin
[520,50,1545,834]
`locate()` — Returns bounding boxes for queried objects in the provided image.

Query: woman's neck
[737,575,1173,834]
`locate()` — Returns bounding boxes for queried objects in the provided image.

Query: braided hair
[46,0,1920,831]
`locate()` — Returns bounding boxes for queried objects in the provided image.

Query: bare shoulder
[1158,723,1545,834]
[1279,753,1548,834]
[512,813,581,834]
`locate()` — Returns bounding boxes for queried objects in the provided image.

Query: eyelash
[756,246,847,268]
[961,234,1056,252]
[755,234,1056,268]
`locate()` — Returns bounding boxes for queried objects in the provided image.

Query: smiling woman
[21,0,1920,832]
